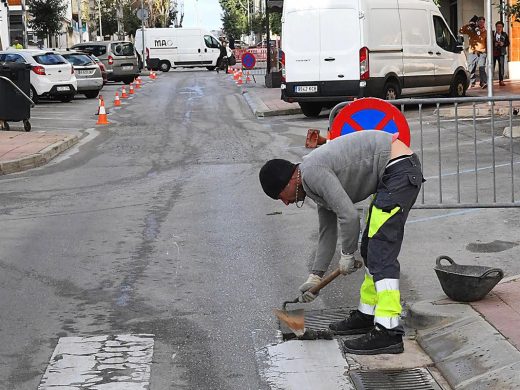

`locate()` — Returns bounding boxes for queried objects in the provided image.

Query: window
[111,42,135,56]
[74,44,107,57]
[204,35,220,49]
[0,53,26,63]
[433,16,456,52]
[33,53,67,65]
[62,54,94,66]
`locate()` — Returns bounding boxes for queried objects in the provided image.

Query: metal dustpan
[434,255,504,302]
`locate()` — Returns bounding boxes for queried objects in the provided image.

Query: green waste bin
[0,62,32,131]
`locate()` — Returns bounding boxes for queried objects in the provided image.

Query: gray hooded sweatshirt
[300,130,392,271]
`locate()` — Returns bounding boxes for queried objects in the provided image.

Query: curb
[242,89,302,117]
[406,299,520,389]
[0,134,80,175]
[436,103,517,118]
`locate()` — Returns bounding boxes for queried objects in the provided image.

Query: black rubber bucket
[434,255,504,302]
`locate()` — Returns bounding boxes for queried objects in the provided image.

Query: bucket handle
[480,268,504,279]
[436,255,456,267]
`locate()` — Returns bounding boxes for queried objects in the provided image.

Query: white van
[134,28,222,72]
[281,0,469,117]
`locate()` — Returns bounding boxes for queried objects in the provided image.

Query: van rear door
[283,4,320,83]
[319,4,360,95]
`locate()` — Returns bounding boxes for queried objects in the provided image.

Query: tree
[269,12,281,36]
[499,3,520,22]
[251,12,264,35]
[27,0,67,42]
[123,2,142,37]
[219,0,247,38]
[100,0,118,37]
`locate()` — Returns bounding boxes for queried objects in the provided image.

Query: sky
[182,0,224,31]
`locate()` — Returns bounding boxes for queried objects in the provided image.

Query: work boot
[328,310,374,335]
[343,324,404,355]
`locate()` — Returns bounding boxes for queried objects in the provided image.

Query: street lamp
[97,0,103,40]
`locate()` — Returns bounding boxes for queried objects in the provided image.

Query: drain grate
[278,307,354,336]
[350,367,442,390]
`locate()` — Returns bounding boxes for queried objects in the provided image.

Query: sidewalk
[0,131,80,175]
[238,72,520,118]
[407,275,520,389]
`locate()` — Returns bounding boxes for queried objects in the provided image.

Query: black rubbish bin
[0,62,32,131]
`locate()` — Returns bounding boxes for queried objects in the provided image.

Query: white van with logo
[281,0,469,117]
[135,28,222,72]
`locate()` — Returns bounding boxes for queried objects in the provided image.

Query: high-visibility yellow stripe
[359,273,377,307]
[368,205,400,238]
[374,289,402,319]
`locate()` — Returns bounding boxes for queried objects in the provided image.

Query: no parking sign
[241,52,256,70]
[330,98,411,146]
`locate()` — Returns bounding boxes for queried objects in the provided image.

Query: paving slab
[0,130,80,175]
[407,276,520,390]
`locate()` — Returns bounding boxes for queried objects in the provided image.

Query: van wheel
[159,61,171,72]
[383,80,400,100]
[299,102,322,118]
[450,74,467,97]
[206,66,216,71]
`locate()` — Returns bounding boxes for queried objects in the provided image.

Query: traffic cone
[114,92,121,107]
[246,71,252,83]
[129,84,135,95]
[237,77,243,86]
[96,95,103,115]
[121,86,128,98]
[135,78,141,89]
[96,100,109,125]
[233,71,239,81]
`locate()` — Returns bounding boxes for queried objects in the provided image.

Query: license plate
[78,70,93,75]
[57,86,70,91]
[295,85,317,93]
[122,66,133,70]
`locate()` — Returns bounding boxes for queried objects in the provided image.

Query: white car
[0,49,77,103]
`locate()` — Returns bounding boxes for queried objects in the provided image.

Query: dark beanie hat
[259,159,297,199]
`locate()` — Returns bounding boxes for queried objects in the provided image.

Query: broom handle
[308,268,341,295]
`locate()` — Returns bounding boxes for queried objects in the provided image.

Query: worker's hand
[339,252,359,275]
[298,290,317,303]
[298,274,322,293]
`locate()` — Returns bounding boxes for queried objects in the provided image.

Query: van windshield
[111,42,135,56]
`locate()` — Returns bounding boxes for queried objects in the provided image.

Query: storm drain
[350,367,442,390]
[278,307,354,336]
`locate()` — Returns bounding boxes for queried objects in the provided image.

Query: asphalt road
[1,71,520,389]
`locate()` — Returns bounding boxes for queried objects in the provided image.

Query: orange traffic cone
[114,92,121,106]
[246,71,252,83]
[135,78,141,89]
[121,86,128,98]
[96,95,103,114]
[227,68,233,74]
[129,84,135,95]
[233,71,239,81]
[96,100,109,125]
[237,77,243,86]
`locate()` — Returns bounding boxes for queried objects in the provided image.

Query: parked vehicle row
[0,40,140,104]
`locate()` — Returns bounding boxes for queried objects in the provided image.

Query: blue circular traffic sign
[241,52,256,69]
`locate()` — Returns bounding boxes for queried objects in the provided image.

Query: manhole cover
[350,367,442,390]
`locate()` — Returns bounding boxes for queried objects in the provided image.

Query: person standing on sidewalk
[259,131,424,355]
[493,21,509,87]
[460,16,488,89]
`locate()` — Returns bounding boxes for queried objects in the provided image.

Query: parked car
[91,56,108,84]
[0,49,77,103]
[232,39,248,49]
[71,41,139,84]
[59,50,103,99]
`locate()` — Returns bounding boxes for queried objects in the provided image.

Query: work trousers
[493,55,505,82]
[358,154,423,335]
[468,52,487,86]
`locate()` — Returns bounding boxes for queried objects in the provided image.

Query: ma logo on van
[154,40,174,47]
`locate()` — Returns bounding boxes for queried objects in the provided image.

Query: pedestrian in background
[216,39,228,74]
[493,21,509,87]
[259,131,424,355]
[459,16,488,89]
[12,37,23,49]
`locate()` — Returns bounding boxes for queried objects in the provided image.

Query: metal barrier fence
[329,96,520,209]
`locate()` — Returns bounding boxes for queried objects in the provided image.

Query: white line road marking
[38,334,154,389]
